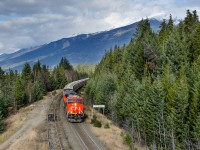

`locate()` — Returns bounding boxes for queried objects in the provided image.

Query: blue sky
[0,0,199,54]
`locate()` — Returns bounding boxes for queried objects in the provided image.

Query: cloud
[0,0,199,53]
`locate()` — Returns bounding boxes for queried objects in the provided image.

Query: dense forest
[0,57,81,132]
[85,10,200,149]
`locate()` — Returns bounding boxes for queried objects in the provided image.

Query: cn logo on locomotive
[70,106,81,111]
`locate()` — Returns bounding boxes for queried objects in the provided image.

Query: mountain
[0,19,161,71]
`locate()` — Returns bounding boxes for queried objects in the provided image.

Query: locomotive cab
[65,95,84,122]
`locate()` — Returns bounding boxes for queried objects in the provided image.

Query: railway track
[47,79,106,150]
[68,123,105,150]
[60,98,106,150]
[47,93,71,150]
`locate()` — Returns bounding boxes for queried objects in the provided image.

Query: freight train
[63,78,89,122]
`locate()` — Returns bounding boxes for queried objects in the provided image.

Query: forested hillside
[0,57,80,132]
[85,10,200,149]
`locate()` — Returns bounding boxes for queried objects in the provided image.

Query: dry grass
[0,90,61,149]
[0,107,28,144]
[7,122,48,150]
[7,129,37,150]
[85,108,148,150]
[85,108,129,150]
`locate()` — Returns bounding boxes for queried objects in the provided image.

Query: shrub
[90,115,102,128]
[124,132,133,148]
[104,122,110,129]
[94,120,102,128]
[91,115,97,124]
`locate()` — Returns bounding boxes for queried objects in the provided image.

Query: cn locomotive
[63,78,88,122]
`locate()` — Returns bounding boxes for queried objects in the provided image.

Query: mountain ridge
[0,19,161,70]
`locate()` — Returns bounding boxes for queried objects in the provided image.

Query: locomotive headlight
[75,103,77,106]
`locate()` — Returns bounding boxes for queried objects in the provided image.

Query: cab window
[68,99,75,104]
[77,99,83,104]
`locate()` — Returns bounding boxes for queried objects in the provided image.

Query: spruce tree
[167,14,174,33]
[192,112,200,149]
[159,19,167,42]
[191,24,200,60]
[22,62,31,81]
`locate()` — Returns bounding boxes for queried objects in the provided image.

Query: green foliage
[22,62,31,81]
[104,122,110,129]
[91,115,102,128]
[0,56,76,134]
[191,23,200,60]
[75,64,95,78]
[94,120,102,128]
[124,132,133,148]
[192,113,200,144]
[59,57,73,70]
[91,114,97,124]
[85,10,200,149]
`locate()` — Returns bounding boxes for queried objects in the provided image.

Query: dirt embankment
[0,90,62,150]
[84,108,129,150]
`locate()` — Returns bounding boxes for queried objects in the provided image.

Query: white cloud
[0,0,199,53]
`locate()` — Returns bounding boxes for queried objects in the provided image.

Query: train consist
[63,78,89,122]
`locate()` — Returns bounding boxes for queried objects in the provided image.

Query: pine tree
[13,78,24,110]
[59,57,73,70]
[193,10,199,24]
[160,29,189,73]
[192,112,200,149]
[33,73,46,101]
[189,87,199,131]
[22,62,31,81]
[174,67,189,147]
[167,14,174,33]
[0,67,4,80]
[33,60,41,82]
[159,19,167,42]
[191,24,200,60]
[184,10,199,61]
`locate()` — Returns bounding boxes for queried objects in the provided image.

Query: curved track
[47,94,106,150]
[47,78,106,150]
[60,99,106,150]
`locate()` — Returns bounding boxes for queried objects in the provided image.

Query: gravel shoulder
[0,90,62,150]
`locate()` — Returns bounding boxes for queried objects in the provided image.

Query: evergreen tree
[192,112,200,149]
[191,24,200,60]
[33,60,41,82]
[167,14,174,33]
[159,19,167,41]
[22,62,31,81]
[0,67,4,80]
[59,57,73,70]
[33,73,46,101]
[13,78,24,110]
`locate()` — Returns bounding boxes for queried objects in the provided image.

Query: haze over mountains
[0,19,161,70]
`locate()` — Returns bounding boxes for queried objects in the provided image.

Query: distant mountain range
[0,19,161,71]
